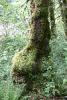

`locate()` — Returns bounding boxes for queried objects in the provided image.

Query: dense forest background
[0,0,67,100]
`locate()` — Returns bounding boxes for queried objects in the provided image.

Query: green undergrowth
[0,33,67,100]
[0,34,28,100]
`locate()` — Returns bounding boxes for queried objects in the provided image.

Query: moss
[11,44,37,84]
[12,46,36,72]
[34,0,42,6]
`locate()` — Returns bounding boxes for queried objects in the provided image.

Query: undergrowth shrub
[0,34,27,100]
[0,32,67,100]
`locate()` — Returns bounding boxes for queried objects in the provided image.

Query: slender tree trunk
[58,0,67,37]
[49,0,55,36]
[63,0,67,37]
[12,0,51,84]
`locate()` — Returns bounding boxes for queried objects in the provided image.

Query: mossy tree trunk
[49,0,55,36]
[29,0,51,72]
[59,0,67,37]
[63,0,67,37]
[12,0,51,84]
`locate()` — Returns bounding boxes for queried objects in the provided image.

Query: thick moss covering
[12,45,37,79]
[11,0,51,84]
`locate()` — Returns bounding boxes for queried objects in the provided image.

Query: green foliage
[0,0,29,34]
[0,34,27,100]
[0,33,67,99]
[40,33,67,97]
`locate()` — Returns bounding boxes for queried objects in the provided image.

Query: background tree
[62,0,67,37]
[58,0,67,38]
[49,0,55,37]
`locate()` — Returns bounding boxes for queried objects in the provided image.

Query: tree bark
[49,0,55,36]
[58,0,67,37]
[30,0,51,56]
[12,0,51,84]
[63,0,67,37]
